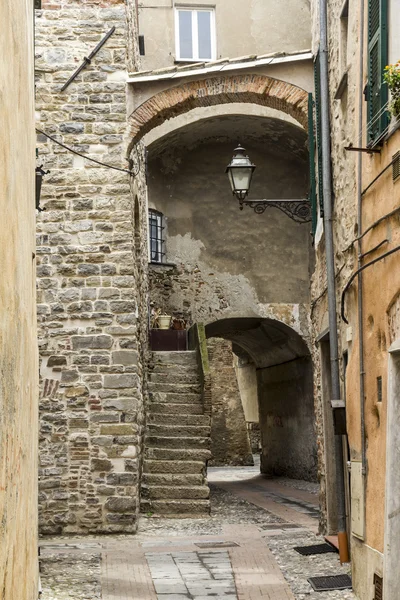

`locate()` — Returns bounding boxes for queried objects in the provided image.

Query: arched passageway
[127,73,309,151]
[205,317,317,482]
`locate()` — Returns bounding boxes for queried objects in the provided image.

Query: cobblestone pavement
[40,466,356,600]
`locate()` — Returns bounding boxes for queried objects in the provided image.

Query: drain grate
[195,541,239,549]
[294,543,337,556]
[308,574,352,591]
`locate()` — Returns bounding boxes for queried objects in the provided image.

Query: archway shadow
[205,317,318,483]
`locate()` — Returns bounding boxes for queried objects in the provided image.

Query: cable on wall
[36,128,141,177]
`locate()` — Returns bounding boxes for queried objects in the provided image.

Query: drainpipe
[319,0,350,563]
[357,1,367,483]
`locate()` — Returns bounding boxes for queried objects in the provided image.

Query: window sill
[174,58,215,64]
[149,261,177,268]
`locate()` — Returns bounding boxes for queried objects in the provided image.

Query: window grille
[373,573,383,600]
[392,151,400,181]
[149,209,165,264]
[175,7,216,62]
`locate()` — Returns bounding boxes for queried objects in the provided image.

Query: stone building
[0,0,39,597]
[35,0,325,533]
[35,0,148,534]
[310,0,400,597]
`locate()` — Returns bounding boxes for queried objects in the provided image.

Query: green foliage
[384,61,400,117]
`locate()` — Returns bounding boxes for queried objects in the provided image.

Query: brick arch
[128,74,309,153]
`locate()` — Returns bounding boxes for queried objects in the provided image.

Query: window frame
[174,6,217,63]
[148,209,166,264]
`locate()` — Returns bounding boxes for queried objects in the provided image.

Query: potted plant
[384,61,400,118]
[151,308,171,330]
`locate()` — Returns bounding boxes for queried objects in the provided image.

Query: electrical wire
[36,128,140,176]
[341,243,400,323]
[356,100,390,144]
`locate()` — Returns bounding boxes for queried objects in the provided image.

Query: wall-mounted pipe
[319,0,349,563]
[357,0,367,482]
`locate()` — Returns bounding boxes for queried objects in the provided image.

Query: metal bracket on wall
[239,199,312,223]
[60,26,116,92]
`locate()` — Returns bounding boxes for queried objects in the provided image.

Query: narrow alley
[40,461,354,600]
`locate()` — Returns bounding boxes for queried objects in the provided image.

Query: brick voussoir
[128,74,309,151]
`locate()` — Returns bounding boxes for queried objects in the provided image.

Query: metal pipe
[341,244,400,323]
[357,0,367,484]
[319,0,349,563]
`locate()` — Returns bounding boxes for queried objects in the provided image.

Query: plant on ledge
[384,61,400,117]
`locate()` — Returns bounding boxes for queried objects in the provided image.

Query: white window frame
[174,6,216,62]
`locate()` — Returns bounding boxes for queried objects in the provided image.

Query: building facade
[36,0,327,533]
[35,0,149,534]
[310,0,400,597]
[0,0,38,597]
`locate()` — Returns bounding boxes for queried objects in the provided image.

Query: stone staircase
[141,351,211,517]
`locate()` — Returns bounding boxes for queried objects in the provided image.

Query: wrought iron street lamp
[225,145,256,202]
[226,144,312,223]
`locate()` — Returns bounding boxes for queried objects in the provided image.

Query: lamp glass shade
[226,145,256,199]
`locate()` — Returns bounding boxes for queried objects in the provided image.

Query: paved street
[40,462,354,600]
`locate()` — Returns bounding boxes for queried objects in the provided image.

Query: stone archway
[205,317,317,482]
[127,74,309,152]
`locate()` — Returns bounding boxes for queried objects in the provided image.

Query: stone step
[150,364,199,375]
[149,391,202,404]
[144,447,212,462]
[148,413,210,426]
[152,351,197,366]
[141,498,210,516]
[150,402,204,415]
[148,424,211,437]
[142,473,205,486]
[148,382,202,394]
[145,435,211,450]
[148,372,200,384]
[142,484,210,500]
[143,459,206,474]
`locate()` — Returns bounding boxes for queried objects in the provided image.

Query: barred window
[149,209,165,264]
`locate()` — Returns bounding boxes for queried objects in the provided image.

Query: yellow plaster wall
[0,0,38,597]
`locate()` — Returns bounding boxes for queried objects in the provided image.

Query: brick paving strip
[99,524,295,600]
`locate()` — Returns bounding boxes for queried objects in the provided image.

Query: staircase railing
[188,323,212,417]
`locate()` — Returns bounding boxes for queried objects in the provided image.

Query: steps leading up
[142,351,211,518]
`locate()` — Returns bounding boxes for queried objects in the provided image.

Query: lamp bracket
[239,198,312,223]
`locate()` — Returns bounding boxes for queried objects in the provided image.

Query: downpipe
[357,0,367,484]
[319,0,350,563]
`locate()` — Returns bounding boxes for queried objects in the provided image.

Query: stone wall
[257,358,317,481]
[35,1,149,534]
[0,0,38,596]
[207,339,253,466]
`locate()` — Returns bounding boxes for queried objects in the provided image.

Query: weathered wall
[310,0,400,596]
[207,338,253,466]
[258,358,317,481]
[148,122,312,330]
[35,1,149,535]
[234,354,260,453]
[0,0,38,597]
[138,0,311,72]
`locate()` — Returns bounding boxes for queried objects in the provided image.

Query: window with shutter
[367,0,389,144]
[308,93,318,238]
[314,52,324,217]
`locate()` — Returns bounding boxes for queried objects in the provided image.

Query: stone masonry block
[112,350,138,366]
[71,335,113,350]
[103,374,137,388]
